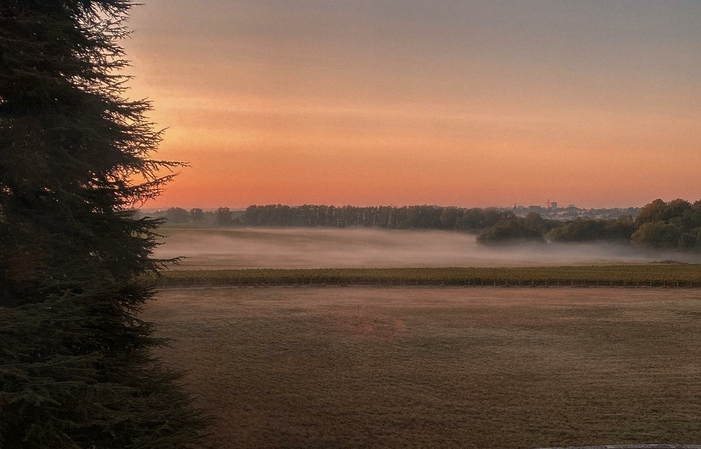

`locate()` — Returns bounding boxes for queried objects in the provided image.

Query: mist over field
[154,227,701,270]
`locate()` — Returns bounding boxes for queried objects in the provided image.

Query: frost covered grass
[143,287,701,449]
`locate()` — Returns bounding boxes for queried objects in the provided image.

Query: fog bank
[154,227,701,270]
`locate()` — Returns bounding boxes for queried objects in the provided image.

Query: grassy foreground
[157,264,701,288]
[143,287,701,449]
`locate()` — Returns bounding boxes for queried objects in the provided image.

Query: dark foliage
[479,199,701,250]
[240,204,515,231]
[0,284,207,449]
[0,1,206,447]
[476,214,547,244]
[632,199,701,250]
[546,216,636,242]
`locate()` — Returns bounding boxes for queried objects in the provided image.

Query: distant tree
[215,207,233,226]
[459,208,486,230]
[604,216,636,241]
[523,212,561,235]
[679,232,699,250]
[631,221,683,249]
[481,208,515,229]
[629,199,701,250]
[547,219,595,242]
[674,201,701,231]
[166,207,190,224]
[477,218,545,244]
[190,207,205,222]
[440,207,461,229]
[664,199,692,222]
[635,199,670,227]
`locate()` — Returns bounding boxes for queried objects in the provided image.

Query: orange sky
[123,1,701,209]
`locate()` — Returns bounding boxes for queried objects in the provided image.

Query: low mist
[153,227,701,270]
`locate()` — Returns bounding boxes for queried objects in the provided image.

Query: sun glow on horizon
[123,1,701,209]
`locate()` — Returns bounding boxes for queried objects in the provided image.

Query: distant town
[509,201,640,221]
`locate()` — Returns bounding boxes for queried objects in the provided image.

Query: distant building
[506,203,640,220]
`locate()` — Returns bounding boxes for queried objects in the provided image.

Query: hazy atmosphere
[124,0,701,209]
[156,227,701,269]
[6,2,701,449]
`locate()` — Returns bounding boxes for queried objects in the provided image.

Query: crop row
[155,265,701,288]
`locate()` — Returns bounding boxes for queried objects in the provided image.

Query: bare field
[143,287,701,449]
[153,227,701,270]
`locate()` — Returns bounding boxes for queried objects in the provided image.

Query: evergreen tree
[1,1,206,447]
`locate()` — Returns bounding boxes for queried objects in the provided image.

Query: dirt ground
[142,287,701,449]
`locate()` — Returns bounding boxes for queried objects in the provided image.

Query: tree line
[152,205,517,231]
[477,198,701,251]
[155,199,701,251]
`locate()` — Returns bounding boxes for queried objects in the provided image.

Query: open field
[153,227,701,270]
[157,265,701,288]
[143,287,701,449]
[154,227,701,287]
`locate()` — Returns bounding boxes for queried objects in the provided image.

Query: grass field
[142,287,701,449]
[157,265,701,288]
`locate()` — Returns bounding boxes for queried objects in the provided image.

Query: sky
[123,0,701,209]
